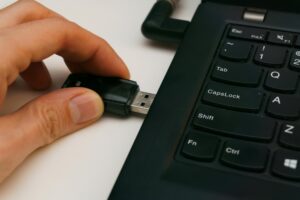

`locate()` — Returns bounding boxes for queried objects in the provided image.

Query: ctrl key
[182,131,220,161]
[220,141,269,172]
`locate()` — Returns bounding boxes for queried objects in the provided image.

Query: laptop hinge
[243,8,266,22]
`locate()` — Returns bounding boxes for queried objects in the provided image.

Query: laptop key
[254,45,287,67]
[203,82,263,112]
[182,131,220,161]
[193,105,275,141]
[220,40,251,61]
[266,95,300,120]
[264,70,298,93]
[279,123,300,150]
[272,150,300,180]
[290,50,300,71]
[220,141,269,171]
[228,26,267,41]
[295,36,300,47]
[267,31,294,46]
[212,60,262,86]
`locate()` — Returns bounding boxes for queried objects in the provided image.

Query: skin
[0,0,130,183]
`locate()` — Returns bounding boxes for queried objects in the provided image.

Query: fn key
[182,131,220,161]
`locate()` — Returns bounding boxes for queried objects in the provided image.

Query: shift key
[203,82,264,112]
[193,105,276,141]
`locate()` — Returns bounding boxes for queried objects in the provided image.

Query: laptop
[109,1,300,199]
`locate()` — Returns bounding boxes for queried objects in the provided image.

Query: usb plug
[62,74,155,116]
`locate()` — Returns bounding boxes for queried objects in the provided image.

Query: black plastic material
[110,2,300,200]
[62,74,139,116]
[142,0,190,44]
[204,0,300,13]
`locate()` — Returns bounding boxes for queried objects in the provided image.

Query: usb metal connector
[130,91,155,115]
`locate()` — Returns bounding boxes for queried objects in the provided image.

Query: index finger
[0,18,130,86]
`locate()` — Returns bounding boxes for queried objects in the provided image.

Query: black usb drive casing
[62,74,139,116]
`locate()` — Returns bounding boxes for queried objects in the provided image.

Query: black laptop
[109,1,300,199]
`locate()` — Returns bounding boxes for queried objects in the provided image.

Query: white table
[0,0,201,199]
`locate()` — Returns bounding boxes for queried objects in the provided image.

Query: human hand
[0,0,129,183]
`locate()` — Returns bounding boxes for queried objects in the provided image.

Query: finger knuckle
[99,38,109,47]
[31,104,64,144]
[20,0,41,12]
[19,0,60,19]
[48,17,71,26]
[45,18,79,42]
[58,19,81,35]
[47,18,74,33]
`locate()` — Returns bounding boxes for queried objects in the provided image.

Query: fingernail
[68,92,103,124]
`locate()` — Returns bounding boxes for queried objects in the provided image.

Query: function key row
[182,132,300,180]
[229,25,299,46]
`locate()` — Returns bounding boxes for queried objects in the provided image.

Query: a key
[264,70,298,93]
[193,105,276,141]
[254,45,287,67]
[220,141,269,171]
[266,95,300,120]
[220,40,251,61]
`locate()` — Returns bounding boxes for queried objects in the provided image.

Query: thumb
[0,88,103,182]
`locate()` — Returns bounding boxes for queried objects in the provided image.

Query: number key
[254,45,287,67]
[290,50,300,71]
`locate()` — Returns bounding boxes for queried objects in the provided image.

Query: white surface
[0,0,201,199]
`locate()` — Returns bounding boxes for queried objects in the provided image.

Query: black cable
[142,0,190,44]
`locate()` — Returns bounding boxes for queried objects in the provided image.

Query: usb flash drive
[62,74,155,116]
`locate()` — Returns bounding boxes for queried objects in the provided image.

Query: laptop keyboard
[180,25,300,181]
